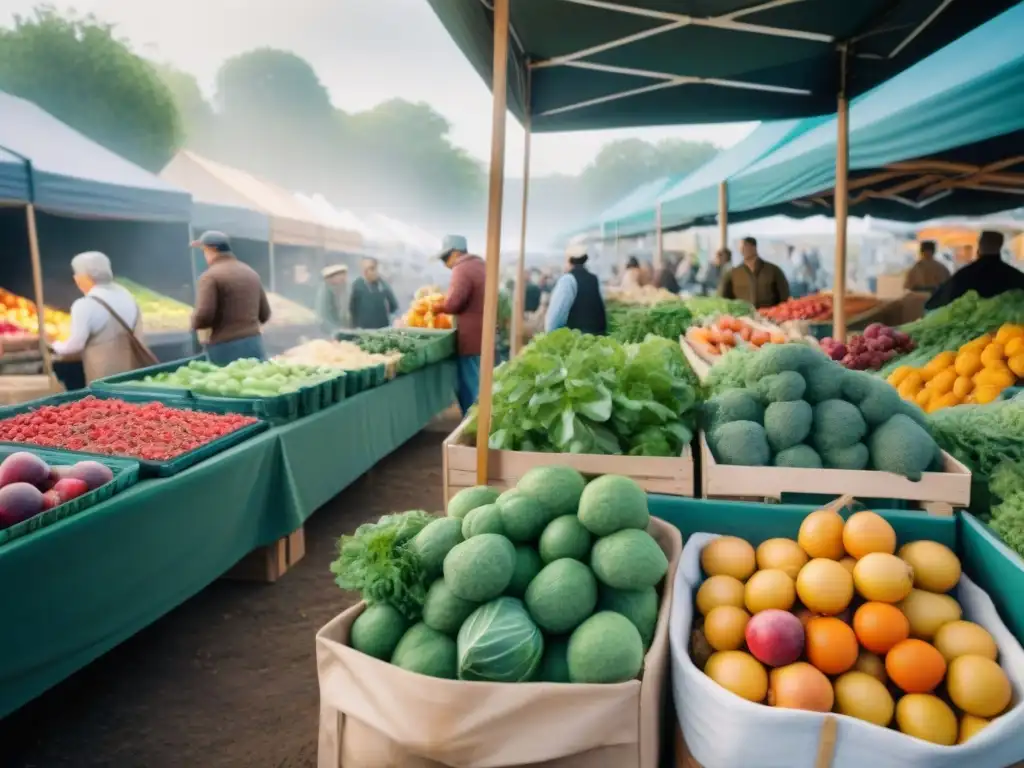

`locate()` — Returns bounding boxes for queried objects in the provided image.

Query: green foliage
[682,296,756,321]
[609,301,694,344]
[0,6,181,170]
[466,329,699,457]
[928,398,1024,476]
[330,510,436,620]
[986,462,1024,559]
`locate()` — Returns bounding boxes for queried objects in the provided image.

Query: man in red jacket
[435,235,486,414]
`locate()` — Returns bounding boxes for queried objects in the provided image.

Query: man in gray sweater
[191,231,271,365]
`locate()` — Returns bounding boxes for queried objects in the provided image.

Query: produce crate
[90,355,201,399]
[442,417,695,503]
[0,374,65,406]
[223,525,306,583]
[0,446,140,548]
[697,430,971,516]
[335,329,432,374]
[0,389,269,478]
[679,337,712,382]
[397,328,456,363]
[345,363,387,397]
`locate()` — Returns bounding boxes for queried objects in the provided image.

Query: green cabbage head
[456,597,544,682]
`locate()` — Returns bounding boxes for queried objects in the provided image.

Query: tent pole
[834,44,850,342]
[718,181,728,252]
[475,0,510,485]
[512,67,532,358]
[655,203,663,271]
[25,204,54,379]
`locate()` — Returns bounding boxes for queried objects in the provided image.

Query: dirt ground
[3,410,460,768]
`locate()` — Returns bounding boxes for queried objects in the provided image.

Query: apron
[81,298,147,384]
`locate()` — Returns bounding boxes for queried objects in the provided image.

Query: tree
[154,63,213,150]
[578,137,718,213]
[0,5,181,171]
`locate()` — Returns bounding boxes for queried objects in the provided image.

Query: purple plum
[0,482,44,528]
[864,323,884,340]
[0,452,50,489]
[40,465,73,492]
[53,477,89,503]
[829,343,847,361]
[41,490,61,511]
[67,461,114,491]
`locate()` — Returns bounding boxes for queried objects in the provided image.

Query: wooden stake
[511,68,532,358]
[474,0,510,485]
[25,204,54,379]
[654,203,663,271]
[717,181,728,252]
[834,45,851,343]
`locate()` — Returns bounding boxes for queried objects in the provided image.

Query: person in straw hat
[544,244,607,335]
[315,263,351,332]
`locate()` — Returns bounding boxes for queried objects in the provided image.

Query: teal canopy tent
[596,174,679,238]
[0,146,28,202]
[683,2,1024,226]
[191,201,271,243]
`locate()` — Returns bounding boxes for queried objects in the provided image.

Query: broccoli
[764,400,813,453]
[747,343,822,384]
[803,362,847,404]
[868,414,939,481]
[895,398,930,429]
[703,388,764,430]
[710,420,771,466]
[812,400,868,453]
[773,444,823,468]
[756,371,807,403]
[843,371,901,427]
[821,442,870,471]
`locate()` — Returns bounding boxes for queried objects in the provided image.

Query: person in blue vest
[544,245,607,335]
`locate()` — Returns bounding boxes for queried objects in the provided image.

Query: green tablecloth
[0,362,456,718]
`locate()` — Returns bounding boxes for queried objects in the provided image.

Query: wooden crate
[224,527,306,583]
[442,418,694,504]
[679,337,712,382]
[0,374,64,405]
[698,432,971,516]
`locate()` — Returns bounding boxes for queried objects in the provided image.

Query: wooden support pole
[718,181,728,252]
[474,0,510,485]
[834,45,851,342]
[654,203,663,271]
[25,204,54,379]
[511,68,532,358]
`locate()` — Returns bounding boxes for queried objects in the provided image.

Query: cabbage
[456,597,544,682]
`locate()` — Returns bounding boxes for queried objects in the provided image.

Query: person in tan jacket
[191,231,271,365]
[904,240,951,293]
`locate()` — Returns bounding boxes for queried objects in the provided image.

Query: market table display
[0,361,457,719]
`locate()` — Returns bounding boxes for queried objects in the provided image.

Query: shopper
[926,231,1024,310]
[314,264,350,332]
[434,235,485,414]
[349,257,398,329]
[545,246,608,335]
[701,248,732,296]
[655,254,681,294]
[620,256,642,290]
[904,240,951,293]
[51,251,156,383]
[191,230,271,365]
[719,237,790,308]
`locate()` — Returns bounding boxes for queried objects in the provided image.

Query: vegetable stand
[0,361,457,719]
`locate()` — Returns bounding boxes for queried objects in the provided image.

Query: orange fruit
[798,509,846,560]
[885,639,947,693]
[853,602,910,654]
[805,617,858,675]
[842,511,896,559]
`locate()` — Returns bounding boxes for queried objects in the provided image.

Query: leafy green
[330,510,436,620]
[466,329,700,457]
[987,461,1024,560]
[927,398,1024,477]
[610,301,694,344]
[682,296,755,322]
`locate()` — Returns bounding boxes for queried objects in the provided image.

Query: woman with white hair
[51,251,153,383]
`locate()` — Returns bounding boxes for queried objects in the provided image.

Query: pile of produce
[881,290,1024,374]
[0,288,71,340]
[691,505,1013,745]
[820,323,916,371]
[0,320,30,339]
[609,300,694,343]
[605,285,680,306]
[986,461,1024,559]
[115,278,193,333]
[682,296,754,322]
[0,451,115,530]
[336,468,668,684]
[759,293,877,324]
[0,396,258,461]
[887,323,1023,411]
[404,292,452,329]
[686,315,788,360]
[928,395,1024,478]
[467,329,700,457]
[129,358,340,398]
[277,339,397,372]
[702,343,943,478]
[265,293,317,326]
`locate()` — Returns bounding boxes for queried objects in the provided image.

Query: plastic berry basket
[0,389,269,478]
[0,446,140,548]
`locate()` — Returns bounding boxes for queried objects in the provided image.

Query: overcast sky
[1,0,756,176]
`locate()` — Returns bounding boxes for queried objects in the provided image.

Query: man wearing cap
[349,257,398,329]
[315,264,350,332]
[191,230,272,365]
[434,235,486,414]
[544,246,607,335]
[925,230,1024,310]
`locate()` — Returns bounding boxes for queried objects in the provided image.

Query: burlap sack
[316,518,682,768]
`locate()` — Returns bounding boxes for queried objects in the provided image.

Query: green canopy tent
[427,0,1018,482]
